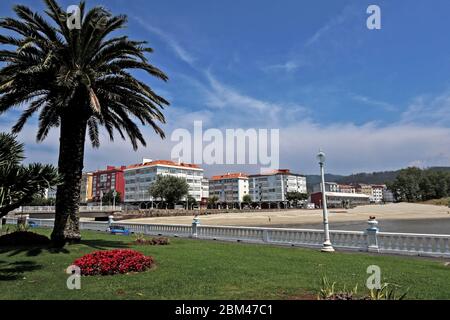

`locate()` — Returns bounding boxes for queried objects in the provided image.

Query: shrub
[0,231,50,246]
[134,234,170,246]
[73,249,154,276]
[317,276,408,300]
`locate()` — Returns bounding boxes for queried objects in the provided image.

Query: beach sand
[121,202,450,233]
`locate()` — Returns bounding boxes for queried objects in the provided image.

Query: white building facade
[209,173,249,206]
[45,187,57,199]
[124,159,204,203]
[249,170,307,204]
[370,185,386,203]
[201,178,210,200]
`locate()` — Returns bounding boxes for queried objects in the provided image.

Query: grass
[0,228,449,300]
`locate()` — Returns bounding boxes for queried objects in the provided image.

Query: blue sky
[1,0,450,176]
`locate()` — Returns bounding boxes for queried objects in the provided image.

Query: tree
[207,196,219,209]
[149,176,189,208]
[0,133,60,218]
[101,190,121,205]
[0,0,169,244]
[242,194,252,205]
[387,167,422,202]
[186,195,197,209]
[24,195,56,206]
[286,191,308,202]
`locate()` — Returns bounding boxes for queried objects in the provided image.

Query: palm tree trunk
[51,115,87,245]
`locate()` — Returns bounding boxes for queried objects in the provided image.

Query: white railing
[377,232,450,257]
[11,206,122,213]
[3,218,449,258]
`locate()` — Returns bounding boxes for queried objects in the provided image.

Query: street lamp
[112,190,117,210]
[99,190,103,210]
[317,150,335,252]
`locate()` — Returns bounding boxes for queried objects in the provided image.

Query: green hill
[306,167,450,192]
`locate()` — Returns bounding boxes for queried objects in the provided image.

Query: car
[28,221,39,228]
[108,225,130,236]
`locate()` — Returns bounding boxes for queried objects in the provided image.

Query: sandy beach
[121,203,450,233]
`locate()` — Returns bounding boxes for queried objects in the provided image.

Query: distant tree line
[387,167,450,202]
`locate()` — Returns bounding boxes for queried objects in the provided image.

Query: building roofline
[124,160,203,171]
[311,191,371,199]
[210,173,249,181]
[249,169,305,178]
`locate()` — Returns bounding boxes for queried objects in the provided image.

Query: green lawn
[0,228,449,300]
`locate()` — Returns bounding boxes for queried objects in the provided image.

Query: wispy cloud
[305,5,356,47]
[262,61,304,73]
[264,5,357,74]
[401,90,450,125]
[133,17,196,66]
[350,94,397,112]
[203,71,309,125]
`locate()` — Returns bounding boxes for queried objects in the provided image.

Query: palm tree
[0,133,60,218]
[0,0,169,244]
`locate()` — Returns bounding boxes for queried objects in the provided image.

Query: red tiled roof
[211,172,248,181]
[249,169,302,177]
[93,166,125,174]
[126,160,201,170]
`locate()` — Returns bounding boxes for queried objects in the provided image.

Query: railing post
[366,217,379,253]
[108,215,114,230]
[191,215,200,238]
[262,230,269,243]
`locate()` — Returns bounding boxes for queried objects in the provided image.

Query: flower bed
[0,231,51,246]
[73,249,154,276]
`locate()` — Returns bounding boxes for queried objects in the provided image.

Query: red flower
[73,249,154,276]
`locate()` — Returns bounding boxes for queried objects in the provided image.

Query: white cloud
[133,17,196,66]
[280,122,450,174]
[263,61,304,73]
[305,5,355,47]
[350,94,397,112]
[401,91,450,124]
[3,109,450,176]
[200,71,309,127]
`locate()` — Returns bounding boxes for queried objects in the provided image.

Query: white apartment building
[124,159,204,203]
[209,173,249,205]
[370,185,386,203]
[45,187,57,199]
[249,170,307,204]
[201,178,209,200]
[312,182,340,193]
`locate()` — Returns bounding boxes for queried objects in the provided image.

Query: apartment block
[80,172,93,203]
[45,187,57,200]
[249,169,307,203]
[92,166,126,202]
[338,184,356,194]
[209,173,249,205]
[312,182,340,193]
[370,184,386,203]
[201,178,210,201]
[124,159,204,203]
[355,184,374,197]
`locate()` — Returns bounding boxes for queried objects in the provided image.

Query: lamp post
[112,190,117,210]
[317,150,335,253]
